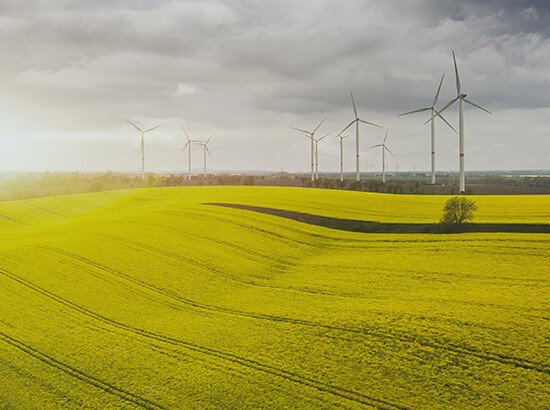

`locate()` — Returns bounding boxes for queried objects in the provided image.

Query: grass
[0,186,548,408]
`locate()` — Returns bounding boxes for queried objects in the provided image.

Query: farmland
[0,186,549,408]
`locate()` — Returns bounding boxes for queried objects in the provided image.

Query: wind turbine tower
[338,91,382,181]
[290,118,326,181]
[336,134,350,181]
[127,120,161,180]
[433,52,492,192]
[313,132,331,180]
[398,74,456,184]
[369,129,395,184]
[180,126,202,180]
[197,134,213,177]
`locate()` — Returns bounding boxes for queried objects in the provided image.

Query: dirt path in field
[205,203,550,234]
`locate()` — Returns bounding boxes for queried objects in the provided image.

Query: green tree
[440,196,478,224]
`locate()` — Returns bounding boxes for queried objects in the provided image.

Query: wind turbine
[127,120,161,180]
[335,134,351,181]
[179,126,202,180]
[338,91,382,181]
[398,74,456,184]
[290,118,326,181]
[431,51,492,192]
[313,132,331,180]
[197,134,213,177]
[369,129,394,183]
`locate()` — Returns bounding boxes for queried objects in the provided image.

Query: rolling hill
[0,186,548,408]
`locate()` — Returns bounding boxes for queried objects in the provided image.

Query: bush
[440,196,477,224]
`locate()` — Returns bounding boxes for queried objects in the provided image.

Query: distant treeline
[1,171,549,202]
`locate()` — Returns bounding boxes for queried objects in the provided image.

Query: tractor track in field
[4,251,550,379]
[0,331,165,410]
[86,235,359,298]
[0,214,25,224]
[30,205,67,217]
[103,218,300,272]
[0,267,407,410]
[42,246,188,313]
[36,245,362,323]
[163,207,319,245]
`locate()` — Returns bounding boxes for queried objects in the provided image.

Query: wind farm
[58,53,504,191]
[1,2,549,409]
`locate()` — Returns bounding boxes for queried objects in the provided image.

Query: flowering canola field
[0,186,548,409]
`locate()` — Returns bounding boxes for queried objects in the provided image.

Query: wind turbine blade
[206,133,214,145]
[452,51,461,94]
[433,73,445,106]
[425,97,459,125]
[144,124,161,133]
[350,91,358,117]
[179,141,189,155]
[439,96,459,114]
[358,119,382,128]
[369,144,383,149]
[436,112,457,133]
[317,132,331,142]
[206,146,213,159]
[398,107,430,116]
[338,120,355,136]
[383,129,389,143]
[464,98,492,114]
[290,126,311,135]
[312,117,326,133]
[127,120,142,133]
[181,125,191,141]
[384,146,395,157]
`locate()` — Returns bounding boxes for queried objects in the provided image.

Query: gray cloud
[0,0,548,172]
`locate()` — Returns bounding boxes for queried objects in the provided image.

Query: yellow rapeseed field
[0,186,548,408]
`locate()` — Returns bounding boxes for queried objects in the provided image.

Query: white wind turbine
[290,118,326,181]
[369,129,395,184]
[431,51,491,192]
[398,74,456,184]
[196,134,213,177]
[127,120,161,180]
[179,126,202,180]
[313,132,331,180]
[335,134,351,181]
[338,91,382,181]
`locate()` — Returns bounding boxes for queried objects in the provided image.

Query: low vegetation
[0,187,548,408]
[2,170,550,203]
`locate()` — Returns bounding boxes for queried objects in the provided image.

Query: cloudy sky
[0,0,549,173]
